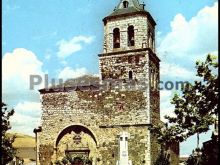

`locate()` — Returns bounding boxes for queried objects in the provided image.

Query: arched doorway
[55,125,98,164]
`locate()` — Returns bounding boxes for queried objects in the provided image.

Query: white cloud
[158,1,218,124]
[158,2,218,59]
[160,62,194,79]
[3,48,43,81]
[160,90,175,122]
[57,35,94,58]
[9,102,41,136]
[158,1,218,152]
[14,102,41,118]
[158,2,218,121]
[58,67,88,81]
[2,48,45,135]
[2,48,45,95]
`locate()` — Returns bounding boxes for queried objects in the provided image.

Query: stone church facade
[37,0,179,165]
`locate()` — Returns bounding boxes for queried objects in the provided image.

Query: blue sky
[2,0,218,156]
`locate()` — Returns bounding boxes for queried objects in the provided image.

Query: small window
[125,137,128,141]
[128,26,135,46]
[113,28,120,48]
[120,137,123,141]
[123,1,129,8]
[129,71,133,80]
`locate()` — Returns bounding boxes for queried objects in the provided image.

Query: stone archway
[54,125,98,164]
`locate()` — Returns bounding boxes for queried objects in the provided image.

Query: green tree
[1,102,16,164]
[151,54,218,146]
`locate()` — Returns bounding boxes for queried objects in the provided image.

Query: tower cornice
[98,48,160,62]
[103,11,156,26]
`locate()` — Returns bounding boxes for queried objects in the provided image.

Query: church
[36,0,179,164]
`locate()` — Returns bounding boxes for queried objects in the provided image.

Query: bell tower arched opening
[113,28,120,48]
[123,1,129,8]
[128,25,135,46]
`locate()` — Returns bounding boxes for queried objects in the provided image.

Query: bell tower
[98,2,162,164]
[37,1,179,165]
[99,0,159,92]
[102,0,156,53]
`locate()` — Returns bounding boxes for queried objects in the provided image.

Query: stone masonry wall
[37,2,180,164]
[97,126,150,165]
[99,50,148,81]
[38,89,154,164]
[104,15,149,53]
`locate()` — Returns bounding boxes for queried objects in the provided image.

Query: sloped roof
[107,0,146,18]
[39,75,100,93]
[103,0,156,25]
